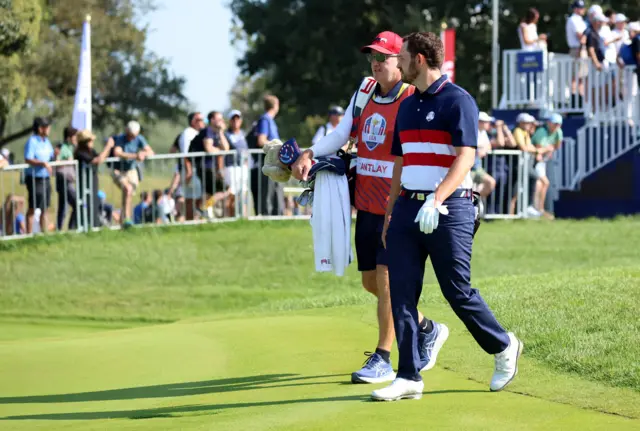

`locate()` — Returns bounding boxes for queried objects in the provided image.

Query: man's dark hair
[63,126,78,141]
[523,8,539,24]
[187,112,199,125]
[140,191,149,201]
[207,111,220,122]
[604,8,614,18]
[403,32,444,70]
[263,94,278,111]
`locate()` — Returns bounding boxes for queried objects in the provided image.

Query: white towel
[310,170,353,276]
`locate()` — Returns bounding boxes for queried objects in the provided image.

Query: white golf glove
[414,193,449,234]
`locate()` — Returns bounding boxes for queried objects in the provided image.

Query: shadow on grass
[1,389,486,420]
[0,373,350,405]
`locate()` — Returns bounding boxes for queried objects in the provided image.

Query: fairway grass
[1,218,639,428]
[0,308,639,430]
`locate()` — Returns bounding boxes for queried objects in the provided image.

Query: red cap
[361,31,403,55]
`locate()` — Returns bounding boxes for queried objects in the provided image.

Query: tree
[0,0,188,147]
[0,0,42,135]
[230,0,640,127]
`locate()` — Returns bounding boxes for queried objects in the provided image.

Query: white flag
[71,15,92,131]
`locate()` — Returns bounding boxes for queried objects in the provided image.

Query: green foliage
[229,0,640,128]
[0,0,187,143]
[0,0,41,123]
[0,0,41,56]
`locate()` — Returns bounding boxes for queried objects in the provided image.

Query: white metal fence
[1,148,539,240]
[500,49,639,121]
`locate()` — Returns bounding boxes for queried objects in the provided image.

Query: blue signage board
[516,51,544,74]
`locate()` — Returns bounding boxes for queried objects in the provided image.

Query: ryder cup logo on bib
[361,113,387,151]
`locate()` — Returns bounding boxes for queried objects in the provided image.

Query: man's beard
[400,60,419,84]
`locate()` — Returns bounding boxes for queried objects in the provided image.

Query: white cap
[1,148,9,158]
[516,113,536,123]
[478,112,494,122]
[227,109,242,119]
[588,5,602,16]
[629,22,640,32]
[126,120,141,135]
[615,13,628,23]
[593,12,608,23]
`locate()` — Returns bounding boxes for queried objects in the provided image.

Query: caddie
[291,31,450,384]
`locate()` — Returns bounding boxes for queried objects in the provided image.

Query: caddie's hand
[382,214,391,249]
[414,193,449,234]
[291,150,313,181]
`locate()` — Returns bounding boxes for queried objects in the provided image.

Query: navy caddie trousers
[386,190,511,382]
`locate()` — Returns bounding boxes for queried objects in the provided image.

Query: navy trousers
[387,193,510,382]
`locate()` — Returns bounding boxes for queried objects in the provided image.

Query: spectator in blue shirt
[107,120,154,226]
[250,94,285,215]
[24,117,55,234]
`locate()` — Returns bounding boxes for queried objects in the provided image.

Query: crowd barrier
[0,148,535,241]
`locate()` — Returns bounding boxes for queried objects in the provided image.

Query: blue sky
[143,0,240,114]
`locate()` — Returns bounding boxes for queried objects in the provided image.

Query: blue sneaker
[351,352,396,384]
[419,322,450,371]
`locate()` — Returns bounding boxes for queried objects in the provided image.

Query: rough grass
[1,218,639,395]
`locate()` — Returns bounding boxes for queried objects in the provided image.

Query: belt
[399,188,473,200]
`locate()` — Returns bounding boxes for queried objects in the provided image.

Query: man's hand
[291,149,313,181]
[45,163,52,176]
[414,193,449,234]
[136,152,146,162]
[382,214,391,249]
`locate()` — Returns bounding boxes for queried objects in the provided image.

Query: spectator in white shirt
[612,14,630,52]
[518,8,547,51]
[601,9,623,65]
[472,112,497,199]
[172,111,205,221]
[566,0,588,96]
[311,106,345,146]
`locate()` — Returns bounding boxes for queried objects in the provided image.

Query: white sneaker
[490,332,523,392]
[371,378,424,401]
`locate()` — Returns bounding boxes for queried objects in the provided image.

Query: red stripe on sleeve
[399,129,452,145]
[403,153,456,168]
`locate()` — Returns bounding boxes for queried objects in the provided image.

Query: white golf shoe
[371,377,424,401]
[490,332,523,392]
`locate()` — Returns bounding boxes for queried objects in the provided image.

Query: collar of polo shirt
[416,74,450,98]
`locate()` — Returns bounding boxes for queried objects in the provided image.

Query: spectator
[171,111,205,221]
[631,22,640,85]
[612,14,630,53]
[472,112,497,200]
[518,8,547,51]
[511,113,542,216]
[23,117,54,234]
[566,1,588,96]
[97,190,115,226]
[224,109,252,217]
[54,126,78,231]
[160,188,176,223]
[531,113,564,219]
[186,110,230,219]
[601,9,623,65]
[133,191,152,225]
[109,120,154,226]
[249,94,285,216]
[74,130,114,229]
[586,12,608,70]
[311,106,345,146]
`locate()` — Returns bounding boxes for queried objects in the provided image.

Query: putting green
[0,307,638,430]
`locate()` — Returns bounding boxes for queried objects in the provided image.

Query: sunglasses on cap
[366,53,398,63]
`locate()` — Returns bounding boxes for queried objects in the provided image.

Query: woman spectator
[54,126,78,231]
[518,8,547,51]
[74,130,113,229]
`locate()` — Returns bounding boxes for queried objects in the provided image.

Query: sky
[143,0,240,114]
